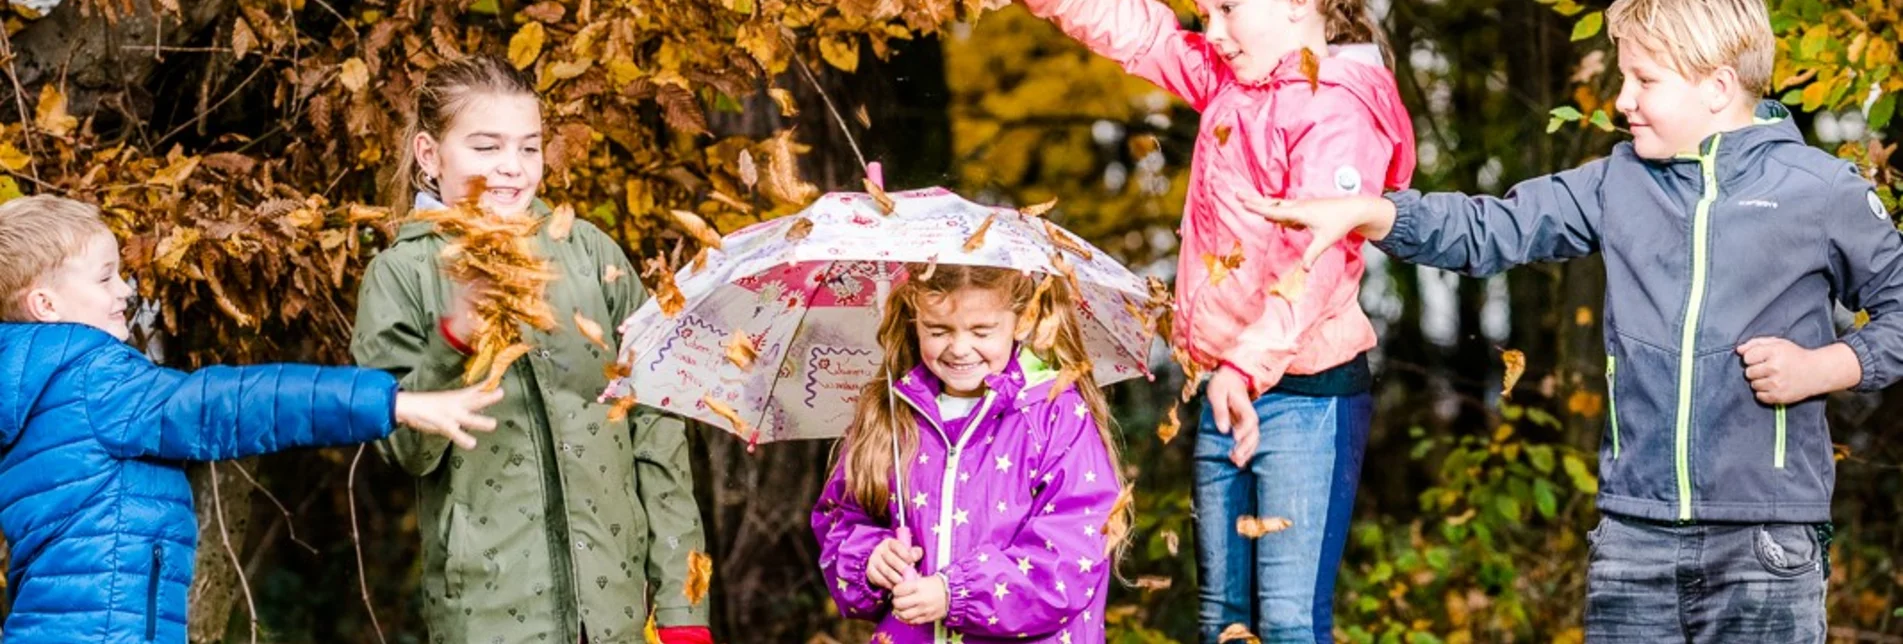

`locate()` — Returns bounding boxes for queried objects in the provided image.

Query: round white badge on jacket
[1334,165,1363,195]
[1871,190,1890,221]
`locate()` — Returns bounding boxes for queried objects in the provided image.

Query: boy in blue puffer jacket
[0,195,502,643]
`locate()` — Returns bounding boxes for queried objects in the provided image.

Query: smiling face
[1199,0,1324,84]
[415,92,544,215]
[25,233,134,340]
[913,286,1019,398]
[1613,39,1746,159]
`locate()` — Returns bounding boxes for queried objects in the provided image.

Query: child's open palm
[394,385,504,449]
[1241,193,1397,268]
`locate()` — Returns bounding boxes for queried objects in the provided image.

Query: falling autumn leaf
[683,551,713,605]
[1019,198,1058,218]
[1269,266,1308,302]
[652,270,686,318]
[607,395,639,422]
[1214,124,1232,146]
[1015,276,1055,342]
[603,264,626,284]
[574,311,608,350]
[1202,241,1245,286]
[854,103,871,128]
[1237,515,1294,539]
[737,149,759,189]
[865,177,895,214]
[669,209,724,250]
[919,255,940,281]
[963,213,996,251]
[1042,219,1094,260]
[1219,623,1263,644]
[547,203,576,241]
[338,58,370,93]
[725,330,759,370]
[1102,484,1135,554]
[1299,48,1321,93]
[703,396,752,436]
[1575,306,1594,326]
[870,634,895,644]
[1157,406,1181,444]
[1163,530,1180,556]
[1133,576,1173,591]
[690,247,712,274]
[1502,349,1527,400]
[784,217,815,242]
[479,344,535,391]
[643,611,661,644]
[35,85,78,137]
[604,360,632,382]
[768,88,799,117]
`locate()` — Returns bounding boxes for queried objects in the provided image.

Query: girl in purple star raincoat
[813,263,1130,644]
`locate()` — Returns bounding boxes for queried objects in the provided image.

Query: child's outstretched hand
[1207,366,1260,468]
[1737,338,1862,404]
[1240,194,1397,269]
[891,574,948,625]
[394,385,504,450]
[866,536,924,590]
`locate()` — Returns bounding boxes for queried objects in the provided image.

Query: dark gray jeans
[1585,513,1828,643]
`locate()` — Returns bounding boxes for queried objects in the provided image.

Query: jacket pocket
[146,542,162,641]
[1606,356,1621,460]
[443,503,473,597]
[1774,404,1787,469]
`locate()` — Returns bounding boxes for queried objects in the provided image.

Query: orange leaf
[1133,576,1173,591]
[1299,48,1320,93]
[1202,241,1245,285]
[854,103,871,128]
[1042,219,1094,260]
[1219,624,1262,644]
[1014,275,1055,341]
[683,551,713,606]
[865,177,895,214]
[574,311,609,350]
[547,203,576,241]
[1236,515,1293,539]
[1157,406,1180,444]
[962,213,996,251]
[1214,124,1232,146]
[1501,349,1526,400]
[1102,483,1134,553]
[690,247,711,274]
[603,360,632,382]
[784,217,815,242]
[480,344,534,391]
[702,396,750,434]
[606,395,639,422]
[1019,198,1058,218]
[725,330,758,370]
[669,209,724,250]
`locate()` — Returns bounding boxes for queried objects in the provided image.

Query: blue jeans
[1585,514,1828,643]
[1193,391,1372,644]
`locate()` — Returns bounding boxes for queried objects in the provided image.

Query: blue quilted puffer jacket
[0,323,399,642]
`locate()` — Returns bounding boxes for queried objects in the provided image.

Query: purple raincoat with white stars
[813,351,1119,644]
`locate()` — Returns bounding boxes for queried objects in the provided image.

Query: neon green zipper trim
[1774,405,1787,469]
[1607,355,1620,460]
[1674,133,1722,521]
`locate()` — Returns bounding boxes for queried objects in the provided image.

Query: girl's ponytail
[1321,0,1394,67]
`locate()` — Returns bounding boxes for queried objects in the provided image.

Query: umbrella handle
[867,161,884,190]
[895,525,920,582]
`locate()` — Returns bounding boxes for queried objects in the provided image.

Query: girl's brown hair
[837,263,1132,561]
[1321,0,1393,66]
[388,54,537,216]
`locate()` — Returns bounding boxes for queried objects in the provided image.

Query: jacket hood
[0,323,120,449]
[1264,44,1418,191]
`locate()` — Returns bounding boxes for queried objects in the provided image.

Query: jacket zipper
[146,542,163,641]
[1774,404,1787,469]
[1674,133,1723,521]
[894,389,997,644]
[1606,355,1620,460]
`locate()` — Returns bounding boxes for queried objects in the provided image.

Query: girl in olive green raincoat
[351,55,711,644]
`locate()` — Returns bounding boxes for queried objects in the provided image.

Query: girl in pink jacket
[1023,0,1416,641]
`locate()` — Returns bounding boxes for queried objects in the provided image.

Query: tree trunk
[5,0,234,125]
[185,460,255,643]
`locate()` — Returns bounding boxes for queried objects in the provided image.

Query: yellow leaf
[669,209,724,250]
[1236,515,1293,539]
[607,58,642,89]
[963,212,996,251]
[1156,406,1180,444]
[643,610,662,644]
[547,58,593,82]
[1202,242,1245,286]
[1575,306,1593,326]
[819,35,860,72]
[1218,623,1262,644]
[1501,349,1526,399]
[508,22,547,70]
[768,88,799,117]
[784,217,815,242]
[150,153,201,187]
[155,228,201,271]
[1855,309,1871,328]
[339,57,369,93]
[607,395,639,422]
[34,85,77,137]
[725,330,758,370]
[546,203,576,240]
[1019,198,1058,218]
[0,177,20,204]
[1268,266,1307,302]
[683,551,713,606]
[703,396,751,435]
[574,311,608,350]
[0,142,30,172]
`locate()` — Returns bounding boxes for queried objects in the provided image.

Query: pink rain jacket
[1026,0,1418,396]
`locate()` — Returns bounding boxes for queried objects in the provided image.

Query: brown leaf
[521,0,566,22]
[1219,624,1262,644]
[575,311,609,350]
[607,395,638,422]
[1163,530,1180,556]
[768,87,799,117]
[1202,241,1245,286]
[1019,198,1058,218]
[760,130,818,205]
[547,203,576,241]
[1214,124,1232,146]
[479,344,535,391]
[1014,275,1055,341]
[669,209,724,250]
[604,360,632,382]
[35,84,77,137]
[648,259,686,317]
[784,217,815,242]
[683,551,713,605]
[1101,483,1134,552]
[691,247,711,274]
[656,85,709,136]
[1501,349,1527,399]
[338,58,369,93]
[231,17,257,59]
[854,104,872,128]
[737,150,759,189]
[1299,48,1321,93]
[1042,219,1093,260]
[1127,134,1159,160]
[1157,406,1180,444]
[865,177,895,214]
[603,264,626,284]
[725,330,759,370]
[1133,576,1173,591]
[1236,515,1294,539]
[962,213,996,251]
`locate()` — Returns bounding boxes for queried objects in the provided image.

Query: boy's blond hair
[0,195,113,321]
[1607,0,1774,97]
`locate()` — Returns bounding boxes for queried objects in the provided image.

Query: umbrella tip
[866,161,884,190]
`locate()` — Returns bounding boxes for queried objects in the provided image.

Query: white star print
[1041,472,1054,484]
[1085,587,1095,598]
[837,578,848,592]
[1044,503,1056,514]
[1016,557,1032,575]
[993,582,1011,599]
[953,508,970,525]
[1074,403,1087,418]
[977,552,990,564]
[996,501,1008,513]
[1060,631,1072,644]
[1028,468,1038,479]
[913,492,928,508]
[1084,471,1097,483]
[960,471,971,483]
[1044,539,1055,551]
[1084,524,1097,537]
[1077,557,1094,573]
[958,587,971,599]
[932,522,947,536]
[995,455,1012,472]
[1056,580,1067,594]
[919,453,930,465]
[988,616,998,625]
